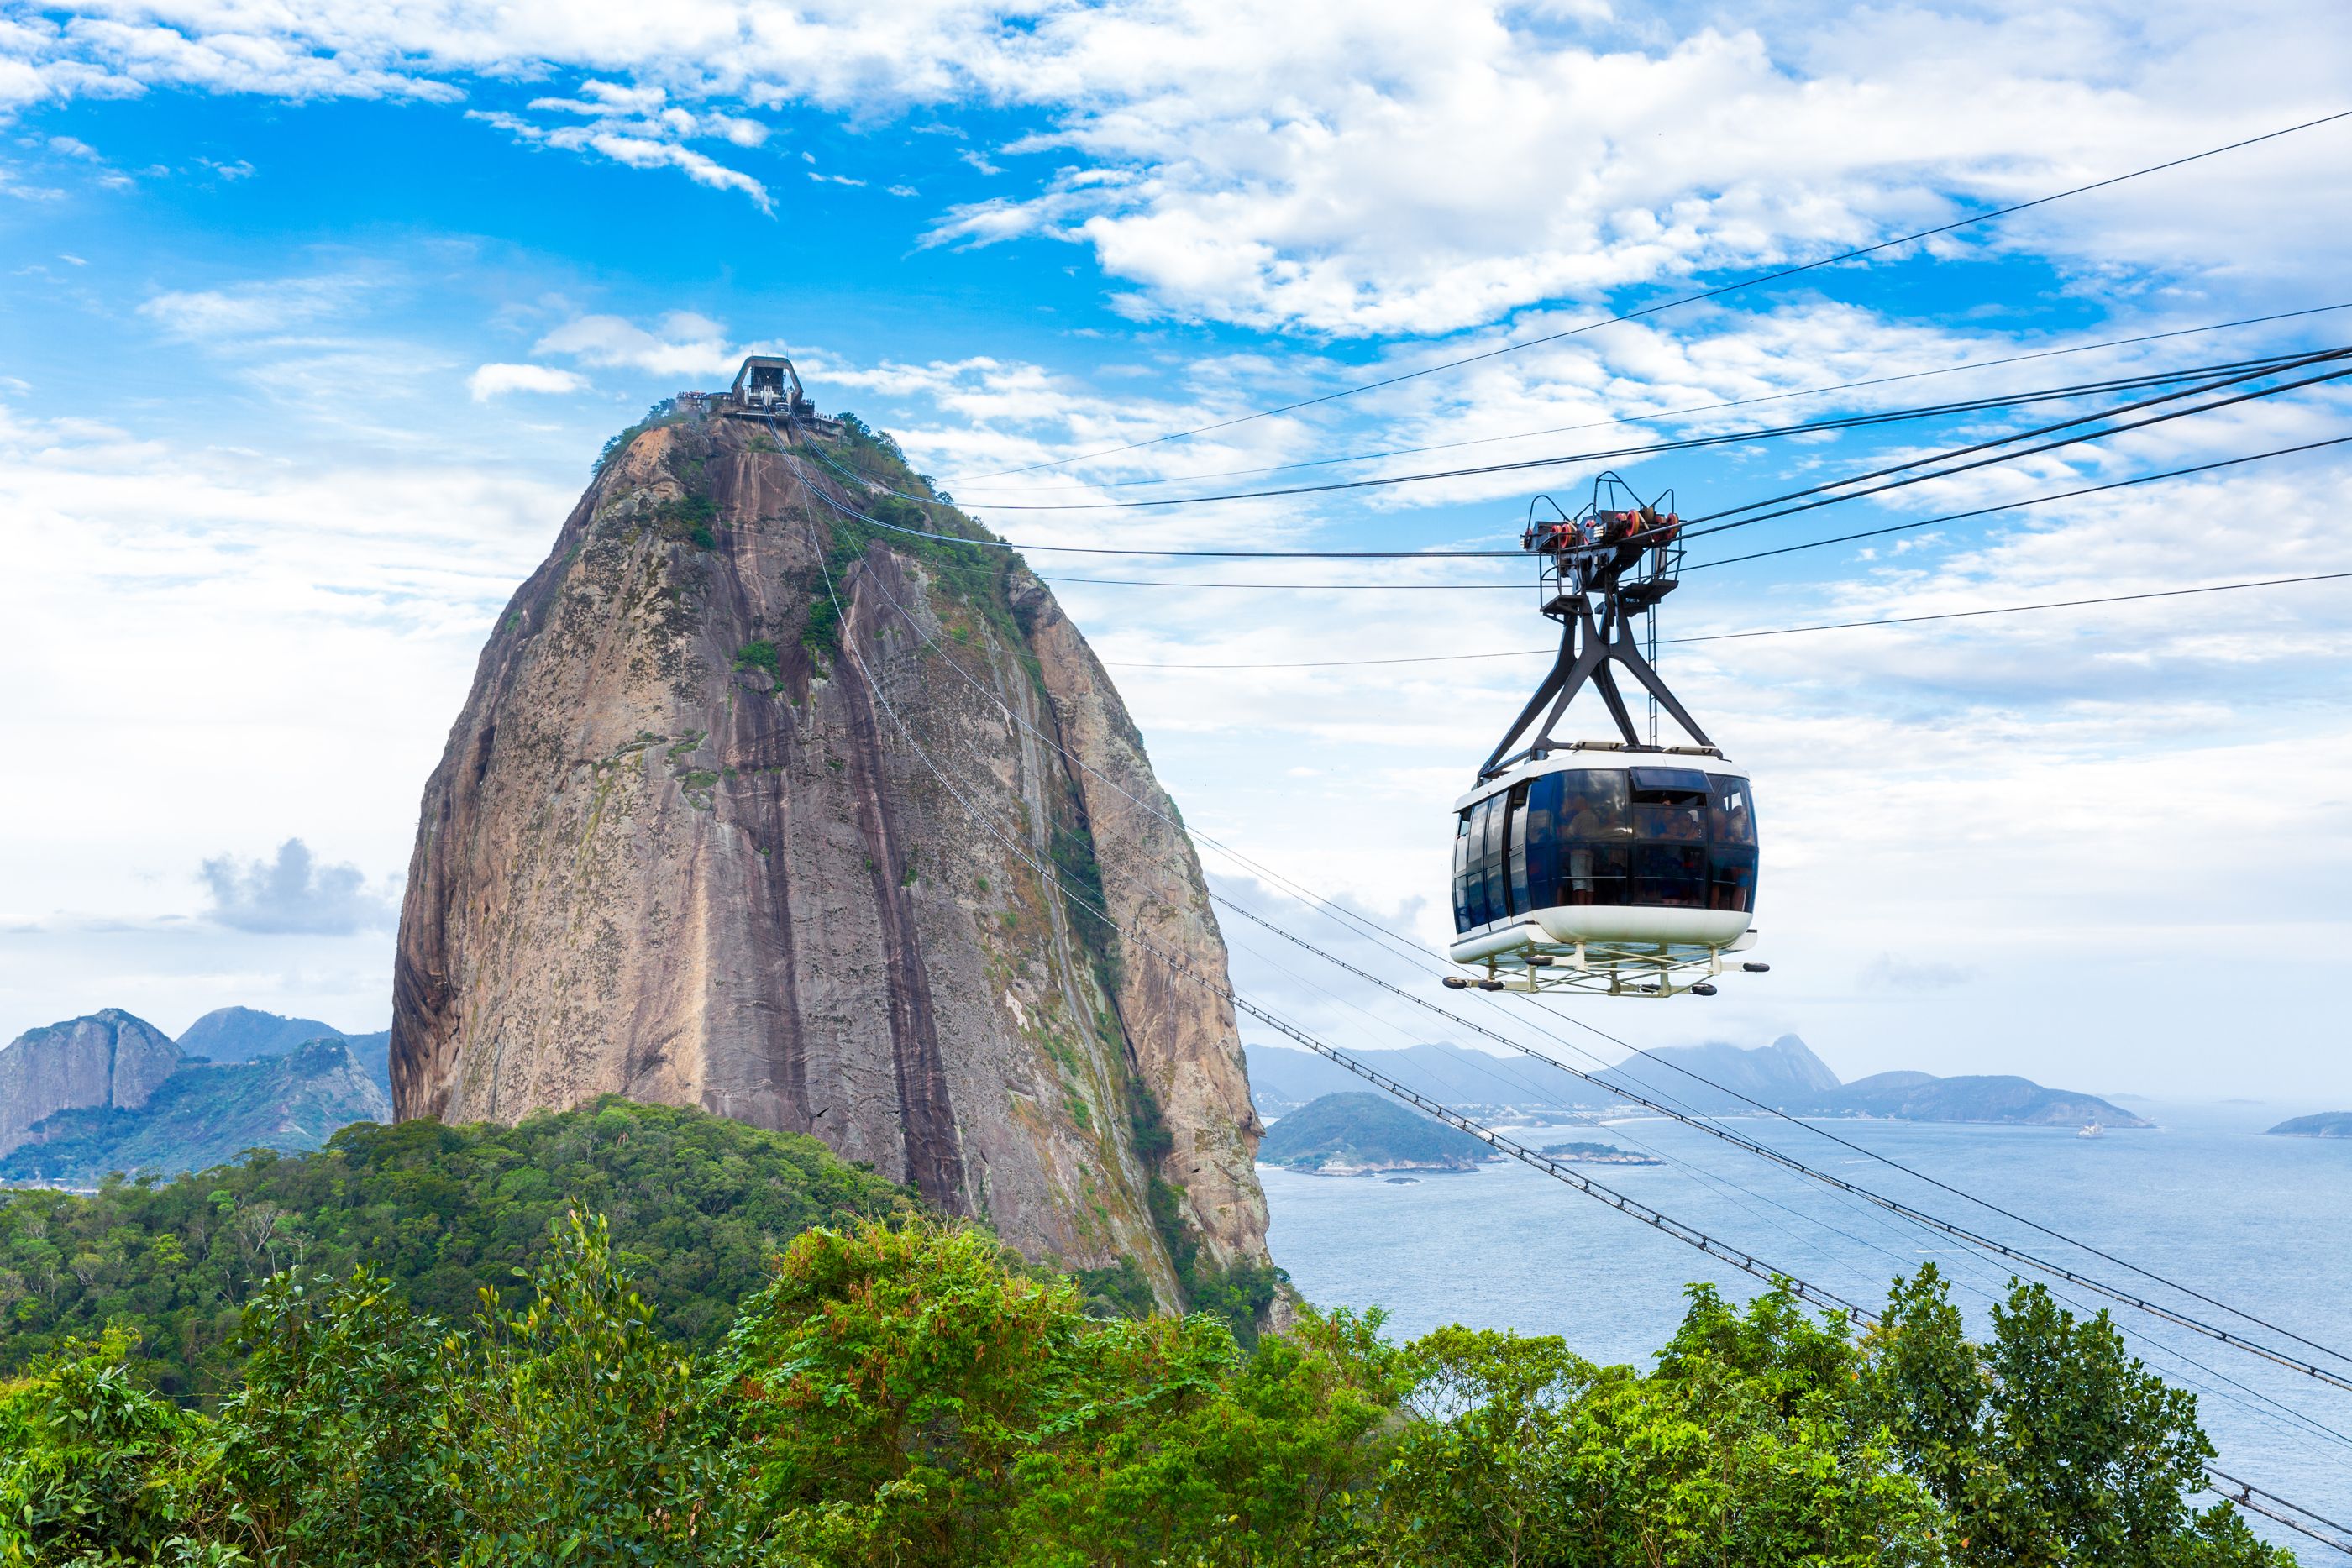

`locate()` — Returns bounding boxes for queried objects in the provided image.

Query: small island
[1259,1092,1500,1177]
[2267,1111,2352,1138]
[1538,1140,1664,1166]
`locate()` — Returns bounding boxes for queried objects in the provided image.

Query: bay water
[1262,1097,2352,1554]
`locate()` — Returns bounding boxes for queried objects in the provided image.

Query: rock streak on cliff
[392,412,1270,1303]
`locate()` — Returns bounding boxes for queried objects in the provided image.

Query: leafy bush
[0,1209,2294,1568]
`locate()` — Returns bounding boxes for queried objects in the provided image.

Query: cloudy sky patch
[0,0,2346,1100]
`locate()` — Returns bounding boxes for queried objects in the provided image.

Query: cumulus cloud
[8,3,2348,330]
[198,839,393,935]
[467,361,588,401]
[533,310,755,378]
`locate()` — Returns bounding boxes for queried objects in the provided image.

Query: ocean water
[1261,1099,2352,1555]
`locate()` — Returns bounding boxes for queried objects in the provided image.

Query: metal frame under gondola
[1480,474,1711,779]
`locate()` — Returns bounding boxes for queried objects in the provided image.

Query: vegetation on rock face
[1260,1092,1500,1173]
[0,1098,917,1398]
[0,1203,2289,1567]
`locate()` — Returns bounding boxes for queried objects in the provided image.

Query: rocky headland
[1258,1092,1500,1176]
[2268,1111,2352,1137]
[391,406,1270,1306]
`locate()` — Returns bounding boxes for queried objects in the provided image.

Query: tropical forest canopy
[0,1099,2297,1565]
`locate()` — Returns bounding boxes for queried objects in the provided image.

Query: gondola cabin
[1449,747,1760,994]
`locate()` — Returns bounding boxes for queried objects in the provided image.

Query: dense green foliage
[0,1041,385,1189]
[0,1199,2292,1566]
[0,1098,917,1399]
[1259,1092,1499,1172]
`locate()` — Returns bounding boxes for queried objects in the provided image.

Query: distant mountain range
[2268,1111,2352,1138]
[1245,1035,2149,1130]
[176,1005,391,1097]
[0,1006,393,1186]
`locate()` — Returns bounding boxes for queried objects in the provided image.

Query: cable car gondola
[1446,475,1766,999]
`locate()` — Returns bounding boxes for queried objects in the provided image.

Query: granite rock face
[0,1009,181,1157]
[391,413,1269,1299]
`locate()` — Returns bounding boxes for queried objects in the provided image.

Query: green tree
[0,1097,919,1398]
[435,1212,753,1565]
[724,1218,1404,1567]
[0,1329,231,1566]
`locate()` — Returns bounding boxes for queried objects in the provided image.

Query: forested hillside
[0,1099,2294,1565]
[0,1098,917,1396]
[0,1225,2292,1565]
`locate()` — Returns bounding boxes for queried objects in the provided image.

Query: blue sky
[3,0,2350,1101]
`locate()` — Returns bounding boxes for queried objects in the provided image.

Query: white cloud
[466,76,775,211]
[0,397,570,1035]
[533,310,767,379]
[467,361,589,401]
[138,275,364,338]
[8,3,2348,330]
[199,837,393,934]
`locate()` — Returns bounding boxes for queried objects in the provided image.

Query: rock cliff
[392,410,1269,1303]
[0,1009,180,1158]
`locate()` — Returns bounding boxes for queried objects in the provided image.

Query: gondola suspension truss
[1447,474,1767,998]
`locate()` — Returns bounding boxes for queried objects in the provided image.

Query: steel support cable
[943,108,2352,483]
[1087,570,2352,661]
[1223,846,2352,1457]
[1215,854,2352,1398]
[947,302,2352,496]
[1217,876,2352,1466]
[2205,1469,2352,1550]
[794,458,2352,1377]
[801,517,2352,1555]
[1219,916,1947,1294]
[1689,432,2352,572]
[1676,353,2352,539]
[801,473,2352,1544]
[837,353,2335,512]
[1284,868,2352,1400]
[801,521,1872,1324]
[802,364,2341,569]
[1211,891,2352,1393]
[1222,855,2352,1477]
